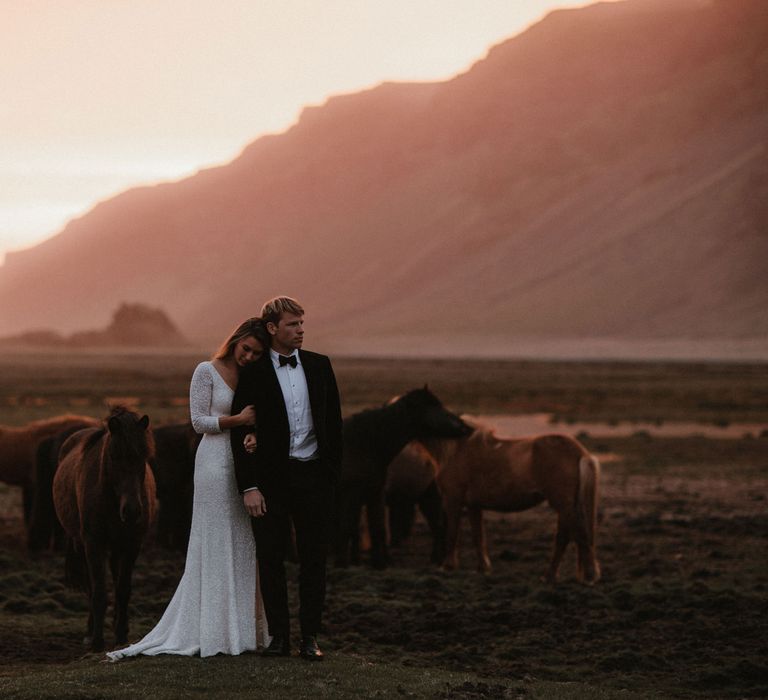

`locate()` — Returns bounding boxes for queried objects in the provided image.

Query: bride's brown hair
[212,318,270,360]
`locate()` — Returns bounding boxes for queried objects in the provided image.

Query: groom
[231,296,343,660]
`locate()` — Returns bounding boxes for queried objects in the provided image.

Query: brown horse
[30,421,200,553]
[149,422,200,550]
[385,441,445,564]
[0,414,99,522]
[28,423,97,552]
[53,407,156,651]
[422,420,601,584]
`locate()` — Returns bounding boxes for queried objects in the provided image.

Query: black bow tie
[279,354,297,368]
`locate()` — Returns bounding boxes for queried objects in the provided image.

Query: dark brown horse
[335,387,471,569]
[30,421,200,553]
[149,422,200,550]
[422,420,601,584]
[53,407,156,651]
[28,423,95,552]
[0,414,99,522]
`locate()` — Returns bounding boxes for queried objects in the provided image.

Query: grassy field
[1,350,766,424]
[1,352,766,698]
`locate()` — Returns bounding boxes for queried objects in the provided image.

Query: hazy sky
[1,0,607,262]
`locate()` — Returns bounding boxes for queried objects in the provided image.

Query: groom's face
[268,312,304,354]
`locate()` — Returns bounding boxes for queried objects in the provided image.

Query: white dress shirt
[271,349,319,461]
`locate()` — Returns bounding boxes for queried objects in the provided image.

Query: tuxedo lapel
[299,350,323,426]
[300,350,318,403]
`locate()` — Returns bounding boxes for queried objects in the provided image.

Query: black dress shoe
[262,635,290,657]
[299,636,324,661]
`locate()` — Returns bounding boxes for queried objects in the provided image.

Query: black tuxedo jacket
[230,349,343,494]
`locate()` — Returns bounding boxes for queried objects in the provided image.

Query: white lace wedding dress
[107,361,269,660]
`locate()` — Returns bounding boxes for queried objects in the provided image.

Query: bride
[108,318,271,659]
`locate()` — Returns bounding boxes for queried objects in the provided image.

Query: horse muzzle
[119,496,143,524]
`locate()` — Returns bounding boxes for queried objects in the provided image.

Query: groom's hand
[244,489,266,518]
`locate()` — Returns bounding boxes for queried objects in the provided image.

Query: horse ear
[108,416,121,433]
[139,415,150,430]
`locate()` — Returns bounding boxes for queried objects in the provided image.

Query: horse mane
[108,405,133,419]
[105,405,154,460]
[344,387,450,455]
[347,391,416,425]
[83,427,107,452]
[460,415,497,440]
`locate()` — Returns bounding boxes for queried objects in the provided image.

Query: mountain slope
[1,0,766,355]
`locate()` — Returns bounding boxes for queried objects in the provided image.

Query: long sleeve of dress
[189,363,223,435]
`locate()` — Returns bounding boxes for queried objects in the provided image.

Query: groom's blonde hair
[261,296,305,326]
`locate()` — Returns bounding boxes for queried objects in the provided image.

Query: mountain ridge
[1,0,766,357]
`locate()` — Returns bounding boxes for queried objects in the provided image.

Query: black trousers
[252,459,333,638]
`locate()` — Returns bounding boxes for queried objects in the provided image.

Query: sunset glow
[0,0,607,263]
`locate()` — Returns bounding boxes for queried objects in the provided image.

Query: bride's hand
[238,405,256,426]
[243,433,257,453]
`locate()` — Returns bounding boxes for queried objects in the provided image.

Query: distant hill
[0,303,188,348]
[1,0,766,358]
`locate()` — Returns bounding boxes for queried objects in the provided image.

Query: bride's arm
[218,412,254,430]
[189,364,253,434]
[189,364,221,434]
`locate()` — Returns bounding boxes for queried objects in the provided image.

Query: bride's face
[233,335,264,367]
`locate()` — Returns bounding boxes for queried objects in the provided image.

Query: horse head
[105,407,154,523]
[397,386,472,439]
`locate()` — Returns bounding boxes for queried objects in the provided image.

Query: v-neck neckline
[209,361,236,393]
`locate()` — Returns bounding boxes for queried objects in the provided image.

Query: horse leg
[346,490,366,567]
[387,492,415,547]
[52,516,65,551]
[27,492,50,553]
[417,482,445,565]
[367,492,390,569]
[156,495,171,548]
[441,497,462,571]
[468,507,491,574]
[76,542,94,642]
[109,550,123,641]
[347,500,363,566]
[28,441,54,552]
[111,544,139,645]
[333,486,357,568]
[83,540,107,651]
[331,488,347,567]
[22,482,34,524]
[545,514,571,584]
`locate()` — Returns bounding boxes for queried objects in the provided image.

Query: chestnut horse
[0,414,98,522]
[53,407,156,651]
[422,420,601,584]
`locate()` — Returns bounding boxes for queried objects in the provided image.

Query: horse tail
[576,453,601,581]
[64,537,88,591]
